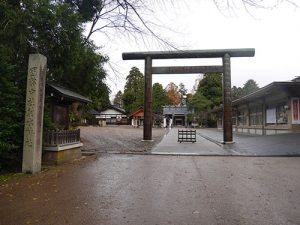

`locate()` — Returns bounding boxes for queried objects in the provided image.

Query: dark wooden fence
[178,129,196,143]
[44,129,80,146]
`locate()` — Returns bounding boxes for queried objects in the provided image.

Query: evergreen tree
[188,73,222,127]
[189,91,212,113]
[197,73,222,108]
[232,79,259,100]
[0,47,24,170]
[113,91,124,108]
[152,83,169,113]
[178,82,188,105]
[178,83,187,96]
[232,86,243,100]
[122,67,144,113]
[242,79,259,96]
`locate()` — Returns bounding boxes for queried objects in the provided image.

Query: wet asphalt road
[199,129,300,155]
[1,154,300,225]
[153,128,300,156]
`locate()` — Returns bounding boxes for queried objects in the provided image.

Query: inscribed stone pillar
[22,54,47,174]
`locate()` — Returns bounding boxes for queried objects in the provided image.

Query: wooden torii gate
[122,48,255,144]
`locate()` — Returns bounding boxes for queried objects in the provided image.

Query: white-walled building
[96,105,128,126]
[212,77,300,135]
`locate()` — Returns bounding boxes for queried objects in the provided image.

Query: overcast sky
[89,0,300,100]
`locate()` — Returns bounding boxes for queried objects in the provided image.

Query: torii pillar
[122,48,255,144]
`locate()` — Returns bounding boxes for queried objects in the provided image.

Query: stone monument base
[43,143,82,165]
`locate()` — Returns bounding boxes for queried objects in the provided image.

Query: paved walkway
[152,128,234,155]
[152,128,300,156]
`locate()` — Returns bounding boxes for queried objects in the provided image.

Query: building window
[266,107,276,124]
[292,98,299,124]
[266,103,288,125]
[276,104,288,124]
[250,106,262,126]
[238,111,245,126]
[106,118,116,124]
[232,110,237,125]
[256,112,262,125]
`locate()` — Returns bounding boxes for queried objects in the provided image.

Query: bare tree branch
[84,0,177,49]
[83,0,299,51]
[213,0,299,16]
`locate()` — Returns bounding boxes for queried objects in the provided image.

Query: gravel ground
[79,126,167,153]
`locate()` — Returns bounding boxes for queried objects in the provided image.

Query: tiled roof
[47,83,91,103]
[110,105,126,114]
[233,81,300,105]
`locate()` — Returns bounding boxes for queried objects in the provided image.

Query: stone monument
[22,54,47,174]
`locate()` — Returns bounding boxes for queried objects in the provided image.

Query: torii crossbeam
[122,48,255,144]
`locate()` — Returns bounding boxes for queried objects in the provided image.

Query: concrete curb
[197,132,223,146]
[103,152,300,157]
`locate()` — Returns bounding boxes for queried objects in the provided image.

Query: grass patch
[0,173,24,182]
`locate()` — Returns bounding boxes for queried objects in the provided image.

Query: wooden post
[222,53,233,143]
[143,56,153,141]
[262,98,266,135]
[247,103,250,127]
[235,107,238,129]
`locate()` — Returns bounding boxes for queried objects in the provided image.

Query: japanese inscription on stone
[22,54,47,174]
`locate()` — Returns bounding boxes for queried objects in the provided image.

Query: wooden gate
[178,129,196,143]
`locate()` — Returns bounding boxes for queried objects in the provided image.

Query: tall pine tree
[122,67,144,113]
[152,83,169,113]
